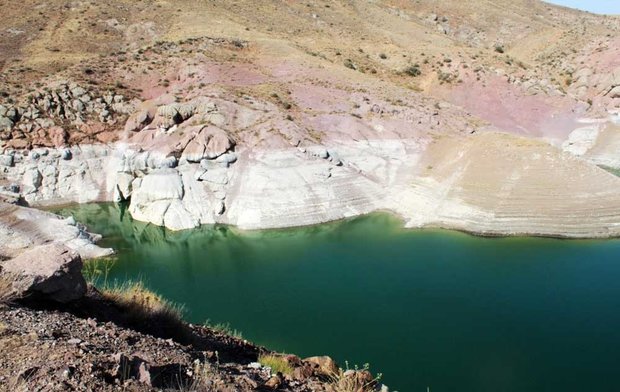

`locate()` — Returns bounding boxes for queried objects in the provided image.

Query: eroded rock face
[1,243,86,303]
[182,125,235,162]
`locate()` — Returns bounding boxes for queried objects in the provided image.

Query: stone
[182,126,235,162]
[48,127,68,148]
[61,149,72,160]
[0,154,13,167]
[263,375,281,389]
[213,200,225,215]
[124,107,155,132]
[293,365,313,380]
[22,168,43,191]
[304,356,338,377]
[70,86,87,97]
[0,116,14,130]
[215,152,237,167]
[1,243,87,303]
[114,172,134,201]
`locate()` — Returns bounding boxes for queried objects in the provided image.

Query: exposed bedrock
[2,89,620,237]
[0,243,86,303]
[2,126,620,237]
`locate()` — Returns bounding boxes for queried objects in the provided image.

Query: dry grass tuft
[99,279,192,343]
[102,280,185,323]
[327,363,381,392]
[258,354,294,376]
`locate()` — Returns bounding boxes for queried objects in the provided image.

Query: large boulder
[304,356,338,377]
[1,243,86,303]
[182,125,234,162]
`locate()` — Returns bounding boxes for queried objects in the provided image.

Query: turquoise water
[55,203,620,392]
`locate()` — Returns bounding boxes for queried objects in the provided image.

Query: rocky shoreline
[0,243,384,392]
[2,124,620,240]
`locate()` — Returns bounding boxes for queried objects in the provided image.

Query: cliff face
[0,0,620,237]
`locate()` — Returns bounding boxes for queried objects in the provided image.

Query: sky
[544,0,620,15]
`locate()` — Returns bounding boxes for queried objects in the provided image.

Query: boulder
[215,152,237,167]
[0,116,14,130]
[114,172,134,201]
[22,168,43,192]
[304,356,338,377]
[0,154,13,167]
[61,148,72,160]
[1,243,86,303]
[263,375,281,389]
[124,106,155,133]
[182,125,235,162]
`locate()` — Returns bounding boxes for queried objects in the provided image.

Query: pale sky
[544,0,620,15]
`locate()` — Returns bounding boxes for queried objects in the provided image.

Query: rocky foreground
[0,243,383,392]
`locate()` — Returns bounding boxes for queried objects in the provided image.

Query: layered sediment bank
[2,125,620,239]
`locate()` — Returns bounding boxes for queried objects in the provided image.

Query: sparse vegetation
[258,354,294,376]
[344,59,357,70]
[328,362,381,392]
[494,44,505,53]
[204,319,243,339]
[101,280,184,323]
[404,64,421,77]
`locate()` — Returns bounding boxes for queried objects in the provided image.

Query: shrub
[379,53,387,59]
[404,64,421,77]
[494,44,505,53]
[258,354,294,376]
[328,362,382,392]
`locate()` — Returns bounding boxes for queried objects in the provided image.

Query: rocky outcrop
[0,202,113,260]
[0,300,384,392]
[1,243,86,303]
[181,125,235,162]
[0,82,133,149]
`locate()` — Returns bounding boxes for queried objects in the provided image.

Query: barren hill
[0,0,619,237]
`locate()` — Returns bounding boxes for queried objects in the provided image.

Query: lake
[54,203,620,392]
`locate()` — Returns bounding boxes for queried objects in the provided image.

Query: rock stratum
[0,0,619,238]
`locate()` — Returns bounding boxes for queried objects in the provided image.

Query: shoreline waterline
[53,202,620,392]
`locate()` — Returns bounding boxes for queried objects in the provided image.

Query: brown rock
[264,375,282,389]
[48,126,68,148]
[304,356,338,377]
[1,243,86,303]
[293,364,314,381]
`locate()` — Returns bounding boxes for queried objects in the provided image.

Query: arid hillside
[1,0,620,236]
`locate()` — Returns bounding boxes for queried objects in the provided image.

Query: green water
[55,203,620,392]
